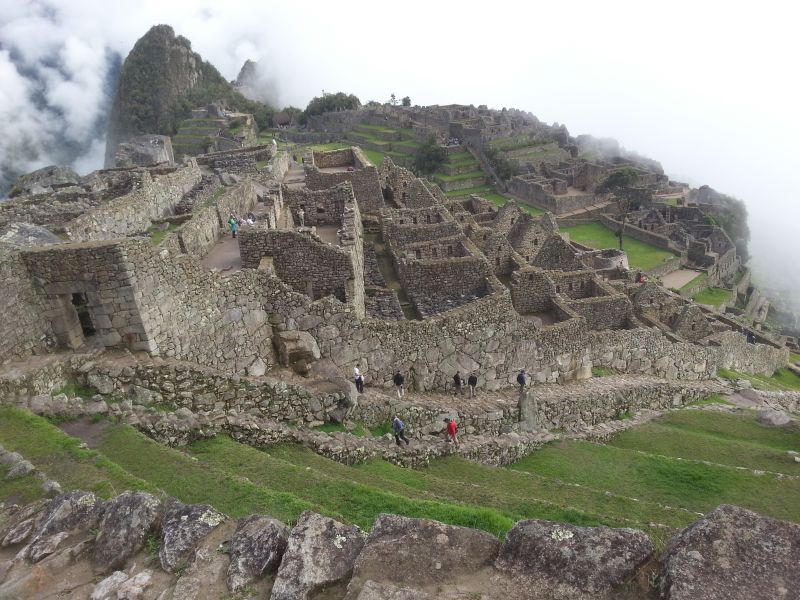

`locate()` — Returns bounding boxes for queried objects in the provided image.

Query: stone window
[415,249,422,259]
[556,285,561,293]
[413,217,418,224]
[496,257,501,266]
[432,248,438,257]
[483,234,488,241]
[534,239,539,246]
[71,293,96,338]
[399,219,405,225]
[568,282,573,290]
[426,215,431,223]
[510,217,515,225]
[447,245,453,256]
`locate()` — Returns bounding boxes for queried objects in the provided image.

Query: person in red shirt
[444,417,459,448]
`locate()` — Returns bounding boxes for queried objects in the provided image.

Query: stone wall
[563,294,632,330]
[378,158,438,209]
[282,183,353,227]
[598,214,675,252]
[0,247,53,362]
[64,162,202,241]
[305,148,384,214]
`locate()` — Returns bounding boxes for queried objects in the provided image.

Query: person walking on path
[392,415,410,446]
[517,369,527,399]
[393,370,405,399]
[453,371,462,396]
[467,373,478,398]
[298,207,305,228]
[444,417,459,448]
[354,364,364,394]
[228,214,239,239]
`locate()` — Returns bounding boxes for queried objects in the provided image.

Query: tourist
[517,369,527,395]
[444,417,459,447]
[354,364,364,393]
[228,215,239,239]
[453,371,462,396]
[298,207,305,228]
[393,370,405,399]
[467,372,478,398]
[392,415,410,446]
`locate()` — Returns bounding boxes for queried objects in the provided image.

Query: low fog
[1,0,798,311]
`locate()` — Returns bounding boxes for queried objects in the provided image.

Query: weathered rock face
[660,504,800,600]
[8,165,80,197]
[159,501,225,573]
[92,491,162,573]
[0,223,62,247]
[356,580,432,599]
[115,134,175,168]
[345,514,501,598]
[756,408,792,427]
[33,491,103,541]
[270,510,366,600]
[226,515,289,592]
[495,519,653,598]
[274,330,321,375]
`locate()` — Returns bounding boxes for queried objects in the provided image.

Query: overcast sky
[1,0,798,305]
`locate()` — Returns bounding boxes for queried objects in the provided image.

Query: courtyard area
[562,222,676,272]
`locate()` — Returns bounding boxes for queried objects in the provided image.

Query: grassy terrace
[681,272,708,292]
[2,404,800,552]
[717,367,800,392]
[693,287,731,307]
[433,170,485,182]
[562,222,676,271]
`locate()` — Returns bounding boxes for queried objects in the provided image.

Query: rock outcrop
[495,519,654,598]
[114,134,175,168]
[660,504,800,600]
[270,510,366,600]
[158,501,225,573]
[92,491,162,573]
[226,515,289,592]
[8,165,80,197]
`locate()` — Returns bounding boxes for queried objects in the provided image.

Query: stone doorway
[71,292,96,338]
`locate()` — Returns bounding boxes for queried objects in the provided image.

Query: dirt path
[58,417,111,448]
[201,235,242,275]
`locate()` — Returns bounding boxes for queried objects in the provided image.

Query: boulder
[92,491,162,573]
[356,580,432,599]
[27,531,70,563]
[756,408,791,427]
[495,519,653,597]
[345,514,501,598]
[1,518,36,546]
[274,331,321,375]
[246,357,268,377]
[115,134,175,167]
[33,491,103,540]
[660,504,800,600]
[5,460,35,479]
[159,501,225,573]
[91,570,129,600]
[9,165,80,197]
[226,515,289,592]
[115,569,153,599]
[270,510,366,600]
[0,223,62,248]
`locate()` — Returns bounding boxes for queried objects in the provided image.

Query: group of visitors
[445,136,461,146]
[390,415,459,448]
[227,212,258,238]
[451,371,479,397]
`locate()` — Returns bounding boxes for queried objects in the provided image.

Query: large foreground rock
[226,515,289,592]
[756,408,792,427]
[92,491,162,573]
[270,510,365,600]
[31,491,103,541]
[495,519,653,598]
[159,501,225,573]
[661,504,800,599]
[346,514,501,598]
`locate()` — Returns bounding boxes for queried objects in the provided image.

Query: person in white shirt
[354,364,364,393]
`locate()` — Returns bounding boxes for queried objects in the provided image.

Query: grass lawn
[562,222,676,271]
[608,410,800,475]
[511,437,800,524]
[97,425,315,523]
[362,149,386,167]
[434,170,485,182]
[0,408,153,503]
[444,185,494,197]
[681,272,708,292]
[693,287,731,307]
[717,368,800,391]
[187,436,513,536]
[790,352,800,364]
[309,142,351,152]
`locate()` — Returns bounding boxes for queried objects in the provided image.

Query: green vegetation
[790,352,800,365]
[52,382,97,399]
[596,168,653,251]
[562,222,676,271]
[687,394,733,407]
[412,136,447,176]
[0,408,153,502]
[433,170,485,183]
[362,149,386,167]
[680,272,708,292]
[303,92,360,123]
[485,146,519,181]
[97,425,315,522]
[608,410,800,475]
[512,435,800,523]
[313,422,369,437]
[187,436,513,536]
[693,287,731,307]
[591,367,615,377]
[717,368,800,392]
[309,142,351,152]
[147,222,181,245]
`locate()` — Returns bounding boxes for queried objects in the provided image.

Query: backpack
[517,373,525,385]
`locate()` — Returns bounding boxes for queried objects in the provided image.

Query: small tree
[596,167,651,250]
[390,93,397,106]
[412,135,447,176]
[401,96,411,107]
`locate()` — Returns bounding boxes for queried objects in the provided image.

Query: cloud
[0,0,798,314]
